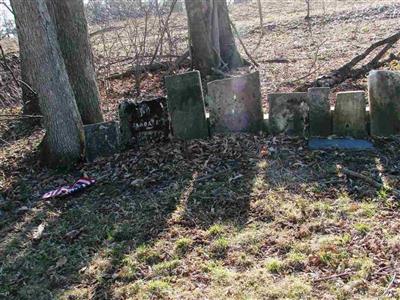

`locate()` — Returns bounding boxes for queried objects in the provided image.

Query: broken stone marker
[308,87,331,137]
[368,70,400,137]
[207,71,264,134]
[118,97,170,148]
[268,92,308,135]
[84,121,119,162]
[333,91,367,138]
[165,71,209,140]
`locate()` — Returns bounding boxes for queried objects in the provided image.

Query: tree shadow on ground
[1,134,399,299]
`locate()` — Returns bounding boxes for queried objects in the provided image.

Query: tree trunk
[11,0,85,167]
[185,0,242,77]
[46,0,104,125]
[216,0,242,68]
[20,47,41,118]
[185,0,219,76]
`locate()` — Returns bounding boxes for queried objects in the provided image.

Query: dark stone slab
[268,92,308,136]
[333,91,367,138]
[368,70,400,137]
[308,87,331,137]
[84,121,120,162]
[165,71,209,140]
[208,71,264,134]
[118,97,170,149]
[309,138,374,150]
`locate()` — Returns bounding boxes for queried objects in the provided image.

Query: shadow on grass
[1,135,399,299]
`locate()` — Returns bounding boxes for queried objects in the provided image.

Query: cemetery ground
[2,129,400,299]
[2,0,400,299]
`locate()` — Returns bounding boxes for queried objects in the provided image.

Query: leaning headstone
[268,92,308,135]
[208,71,264,134]
[333,91,367,138]
[84,121,119,162]
[119,97,170,149]
[368,70,400,137]
[308,87,331,137]
[165,71,209,140]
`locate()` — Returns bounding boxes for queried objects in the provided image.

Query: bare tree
[185,0,243,77]
[11,0,85,167]
[46,0,104,124]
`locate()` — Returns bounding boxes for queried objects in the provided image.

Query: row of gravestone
[83,69,400,161]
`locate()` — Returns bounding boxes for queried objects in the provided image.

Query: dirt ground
[1,1,400,299]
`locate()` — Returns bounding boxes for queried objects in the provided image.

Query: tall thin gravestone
[333,91,367,138]
[268,92,308,136]
[308,87,331,137]
[368,70,400,137]
[207,71,264,134]
[165,71,209,140]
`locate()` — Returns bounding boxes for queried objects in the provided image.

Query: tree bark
[185,0,219,76]
[216,0,242,68]
[20,48,41,118]
[185,0,242,77]
[11,0,85,167]
[46,0,104,124]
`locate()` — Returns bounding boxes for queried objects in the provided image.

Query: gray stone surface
[268,92,308,135]
[368,70,400,137]
[208,71,264,134]
[308,87,331,137]
[165,71,209,140]
[84,121,119,162]
[333,91,367,138]
[309,138,374,150]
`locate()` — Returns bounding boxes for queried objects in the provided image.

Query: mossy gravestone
[368,70,400,137]
[268,92,308,136]
[165,71,209,140]
[333,91,367,138]
[207,71,264,134]
[308,87,331,137]
[84,121,119,162]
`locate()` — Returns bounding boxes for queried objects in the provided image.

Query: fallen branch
[337,165,400,198]
[89,26,125,38]
[296,30,400,91]
[106,55,191,80]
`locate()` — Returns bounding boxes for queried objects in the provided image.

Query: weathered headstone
[308,87,331,137]
[268,92,308,135]
[165,71,209,140]
[119,97,170,149]
[368,70,400,137]
[207,71,264,134]
[84,121,119,162]
[333,91,367,138]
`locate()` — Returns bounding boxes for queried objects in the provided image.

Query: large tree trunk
[185,0,243,77]
[185,0,219,76]
[11,0,85,167]
[20,48,41,118]
[216,0,242,68]
[46,0,104,125]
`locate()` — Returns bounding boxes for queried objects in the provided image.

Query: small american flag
[42,177,96,199]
